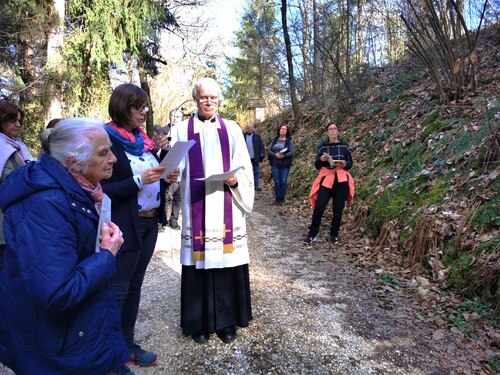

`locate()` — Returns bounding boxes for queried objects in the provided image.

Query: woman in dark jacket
[268,124,295,205]
[304,121,354,245]
[102,83,177,370]
[0,118,129,375]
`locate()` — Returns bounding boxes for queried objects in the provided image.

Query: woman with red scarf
[102,84,177,374]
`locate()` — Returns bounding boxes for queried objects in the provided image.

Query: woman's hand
[320,153,329,162]
[165,168,179,184]
[100,222,124,257]
[333,160,346,168]
[275,153,284,159]
[224,175,238,187]
[141,166,167,185]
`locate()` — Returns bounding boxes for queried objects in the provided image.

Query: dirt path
[0,191,486,375]
[130,191,482,374]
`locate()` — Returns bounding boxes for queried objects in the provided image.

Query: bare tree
[281,0,300,119]
[401,0,488,103]
[312,0,321,95]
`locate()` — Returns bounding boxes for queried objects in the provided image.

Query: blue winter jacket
[0,155,129,374]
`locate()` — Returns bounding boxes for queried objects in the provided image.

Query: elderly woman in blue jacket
[0,118,130,375]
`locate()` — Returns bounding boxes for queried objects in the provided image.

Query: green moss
[365,176,445,237]
[446,119,490,162]
[423,109,440,125]
[386,104,400,122]
[475,237,500,254]
[471,190,500,232]
[422,179,447,206]
[420,120,447,142]
[446,254,474,290]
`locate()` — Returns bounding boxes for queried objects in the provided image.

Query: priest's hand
[224,175,238,187]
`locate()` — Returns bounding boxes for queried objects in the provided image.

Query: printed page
[159,140,196,179]
[194,166,244,181]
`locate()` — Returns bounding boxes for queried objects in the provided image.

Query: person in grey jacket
[268,124,295,205]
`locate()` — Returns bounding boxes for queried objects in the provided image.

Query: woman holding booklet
[303,121,355,246]
[268,124,295,205]
[102,83,178,373]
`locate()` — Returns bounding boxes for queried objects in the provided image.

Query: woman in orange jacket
[304,122,354,245]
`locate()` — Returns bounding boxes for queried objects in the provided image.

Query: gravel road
[0,190,484,375]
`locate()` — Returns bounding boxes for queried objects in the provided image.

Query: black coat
[244,131,265,163]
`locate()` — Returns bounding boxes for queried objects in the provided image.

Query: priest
[169,77,254,344]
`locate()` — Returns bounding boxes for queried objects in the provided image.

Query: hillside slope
[258,28,498,372]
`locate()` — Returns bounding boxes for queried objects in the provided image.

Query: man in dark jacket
[244,122,265,191]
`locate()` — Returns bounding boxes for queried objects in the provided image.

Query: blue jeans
[113,216,158,349]
[251,160,260,190]
[271,164,290,202]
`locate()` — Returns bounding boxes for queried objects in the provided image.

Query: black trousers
[180,264,252,336]
[308,181,349,238]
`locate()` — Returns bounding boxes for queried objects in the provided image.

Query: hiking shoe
[128,344,158,367]
[303,236,317,245]
[108,365,135,375]
[329,236,339,244]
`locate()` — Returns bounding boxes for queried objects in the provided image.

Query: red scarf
[71,171,104,214]
[107,121,155,152]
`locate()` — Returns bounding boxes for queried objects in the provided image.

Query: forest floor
[0,186,496,375]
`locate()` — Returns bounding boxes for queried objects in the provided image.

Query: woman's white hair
[39,117,106,173]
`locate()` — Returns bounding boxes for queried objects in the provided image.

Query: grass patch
[379,272,402,287]
[471,180,500,232]
[445,298,493,334]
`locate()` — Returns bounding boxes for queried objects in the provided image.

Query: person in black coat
[244,122,265,191]
[102,83,178,373]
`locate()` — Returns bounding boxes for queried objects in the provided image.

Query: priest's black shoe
[216,326,236,343]
[191,331,209,344]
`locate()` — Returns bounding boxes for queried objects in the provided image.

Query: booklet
[323,153,343,167]
[194,166,244,182]
[159,140,196,179]
[95,194,112,253]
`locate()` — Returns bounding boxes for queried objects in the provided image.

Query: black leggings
[308,181,349,238]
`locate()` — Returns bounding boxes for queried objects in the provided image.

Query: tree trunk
[312,0,321,95]
[345,0,351,80]
[281,0,299,119]
[45,0,65,123]
[357,0,364,72]
[298,0,311,96]
[139,68,154,136]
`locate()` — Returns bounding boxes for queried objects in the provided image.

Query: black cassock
[180,264,252,335]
